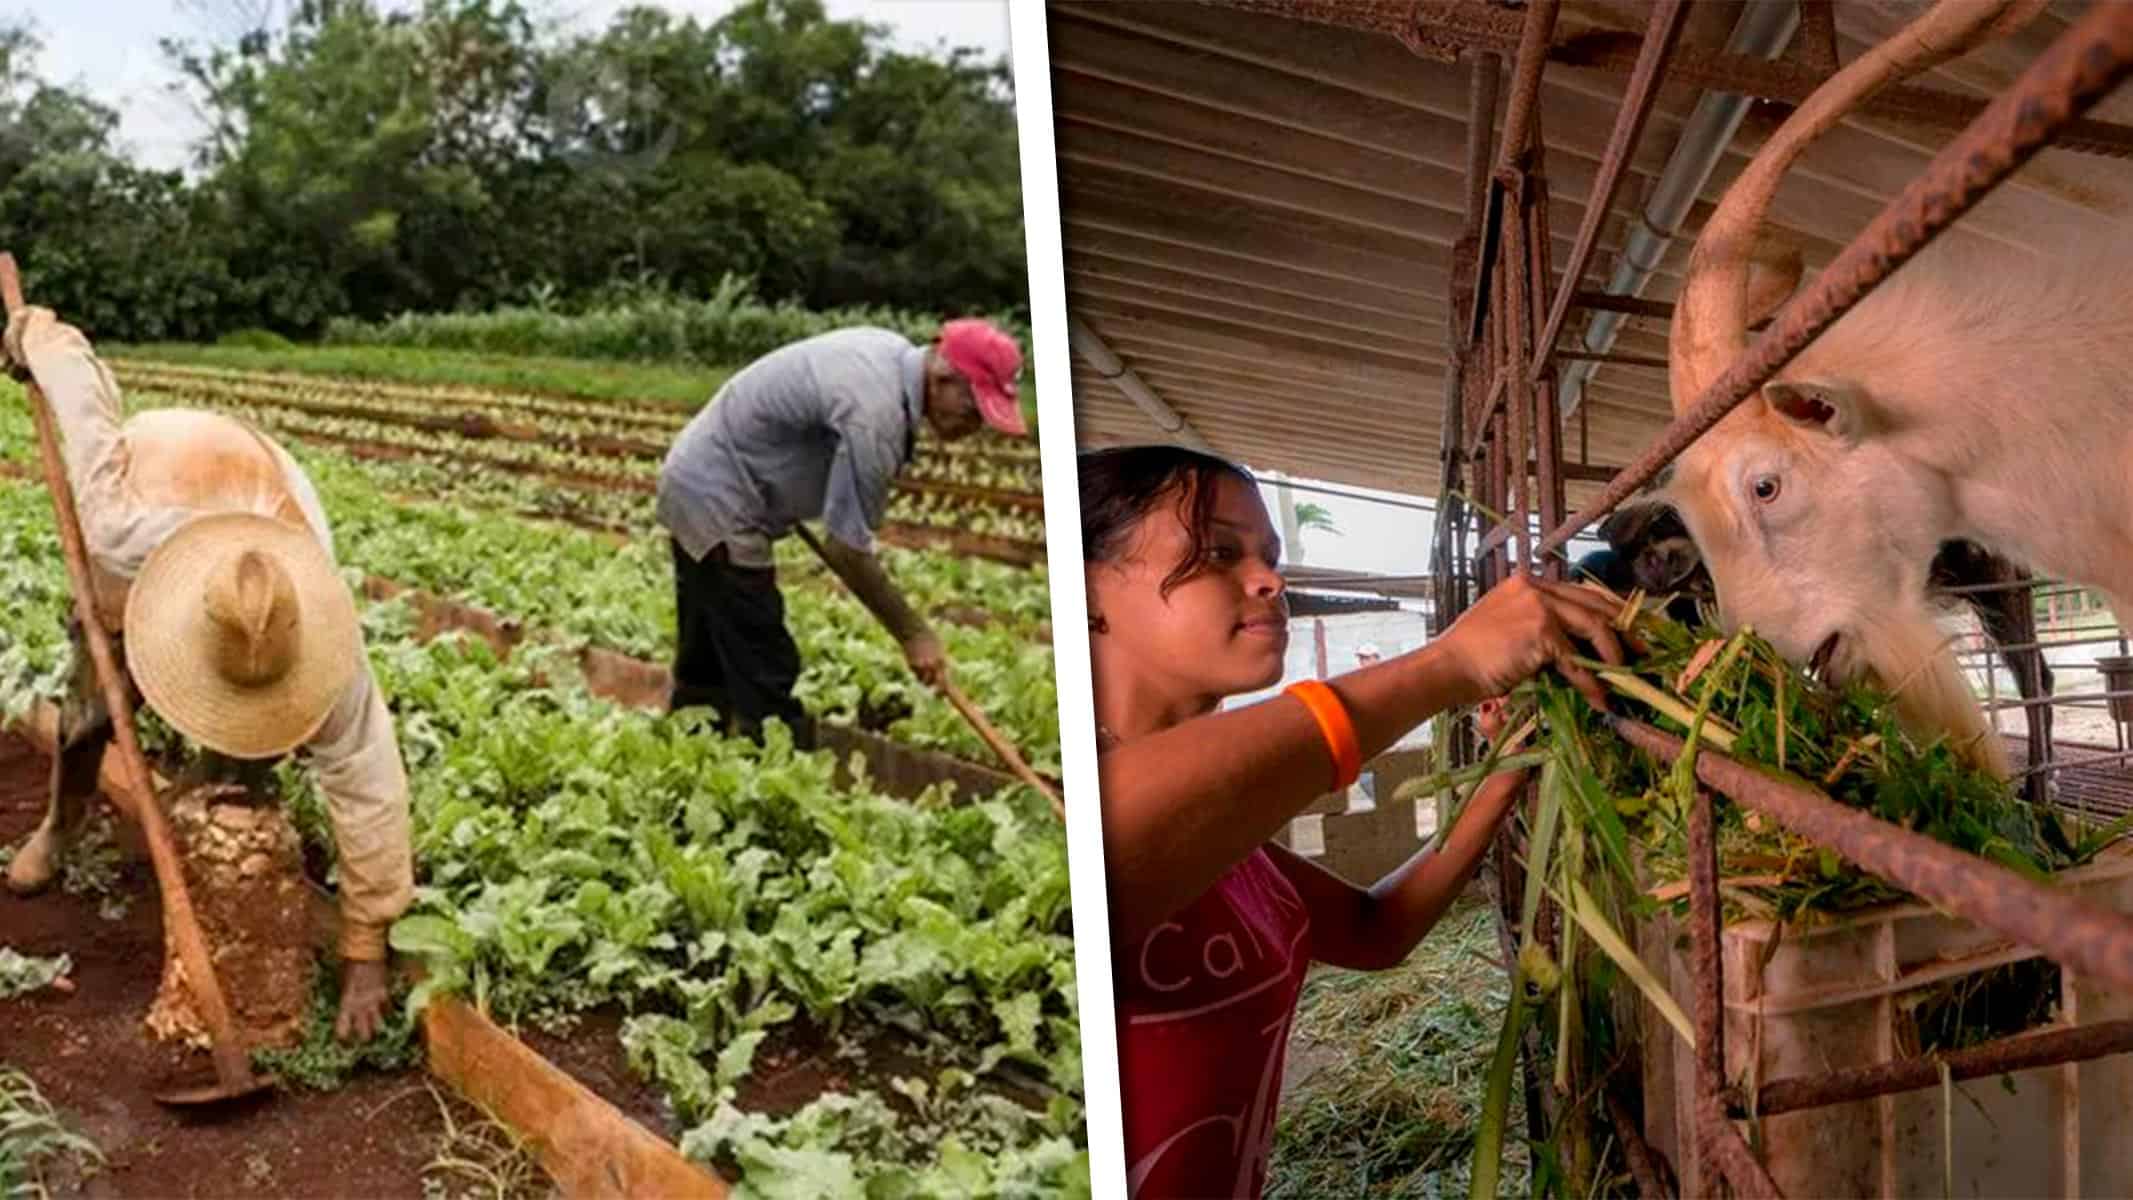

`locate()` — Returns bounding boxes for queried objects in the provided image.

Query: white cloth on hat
[16,309,412,958]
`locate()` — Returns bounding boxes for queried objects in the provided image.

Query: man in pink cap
[656,318,1028,747]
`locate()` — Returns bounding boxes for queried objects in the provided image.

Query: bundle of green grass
[1416,591,2126,926]
[1400,590,2129,1200]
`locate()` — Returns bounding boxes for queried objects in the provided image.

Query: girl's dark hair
[1079,445,1257,595]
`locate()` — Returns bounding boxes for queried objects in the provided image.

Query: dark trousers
[669,539,815,749]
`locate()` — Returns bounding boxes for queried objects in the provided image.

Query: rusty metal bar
[1485,247,1510,584]
[1435,49,1497,648]
[1218,0,2133,158]
[1797,0,1839,75]
[1605,1086,1678,1200]
[1495,0,1560,178]
[1464,51,1503,243]
[1488,404,1509,584]
[1688,785,1728,1192]
[1538,2,2133,559]
[1461,457,1625,489]
[1744,1018,2133,1118]
[1466,373,1507,459]
[1610,715,2133,997]
[1701,1097,1784,1198]
[1532,0,1687,385]
[1504,187,1533,572]
[1464,0,1560,345]
[1533,383,1566,577]
[1526,164,1567,576]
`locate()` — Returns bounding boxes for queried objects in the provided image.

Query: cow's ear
[1763,379,1865,444]
[1599,498,1668,548]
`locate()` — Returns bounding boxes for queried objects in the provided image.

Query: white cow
[1655,0,2115,779]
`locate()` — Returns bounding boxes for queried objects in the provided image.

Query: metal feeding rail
[1228,0,2133,1195]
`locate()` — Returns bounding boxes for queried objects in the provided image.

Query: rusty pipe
[1464,0,1559,344]
[1688,785,1728,1188]
[1494,0,1560,179]
[1745,1018,2133,1117]
[1604,1086,1679,1199]
[1531,0,1688,386]
[1700,1096,1785,1198]
[1541,0,2133,558]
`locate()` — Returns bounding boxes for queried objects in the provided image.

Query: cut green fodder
[1454,596,2131,1199]
[1269,902,1527,1200]
[1533,607,2123,923]
[0,1067,102,1199]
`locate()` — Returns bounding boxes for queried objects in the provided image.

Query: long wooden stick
[790,523,1064,819]
[1,254,259,1091]
[935,676,1065,819]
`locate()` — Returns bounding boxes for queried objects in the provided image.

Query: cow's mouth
[1808,632,1842,684]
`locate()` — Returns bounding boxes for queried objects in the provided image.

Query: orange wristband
[1287,680,1362,791]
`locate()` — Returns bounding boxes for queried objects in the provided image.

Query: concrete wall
[1273,747,1442,886]
[1229,608,1437,750]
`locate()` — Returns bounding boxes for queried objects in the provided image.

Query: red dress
[1115,848,1315,1198]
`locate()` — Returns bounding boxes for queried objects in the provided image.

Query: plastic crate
[1635,846,2133,1197]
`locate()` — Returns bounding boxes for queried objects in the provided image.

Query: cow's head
[1661,385,2003,773]
[1655,0,2041,777]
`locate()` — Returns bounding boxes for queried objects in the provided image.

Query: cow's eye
[1751,475,1781,503]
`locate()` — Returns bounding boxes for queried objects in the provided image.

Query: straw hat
[125,512,361,759]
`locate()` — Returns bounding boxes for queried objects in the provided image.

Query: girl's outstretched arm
[1103,577,1621,945]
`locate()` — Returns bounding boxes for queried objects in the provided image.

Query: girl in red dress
[1080,446,1623,1198]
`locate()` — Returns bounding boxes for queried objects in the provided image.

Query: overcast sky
[12,0,1013,172]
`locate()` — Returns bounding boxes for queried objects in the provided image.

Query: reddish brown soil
[0,735,464,1199]
[521,1004,1049,1131]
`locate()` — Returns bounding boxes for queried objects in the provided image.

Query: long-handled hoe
[791,523,1065,820]
[1,252,274,1106]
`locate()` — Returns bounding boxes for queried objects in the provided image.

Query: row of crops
[111,361,1046,486]
[0,364,1082,1195]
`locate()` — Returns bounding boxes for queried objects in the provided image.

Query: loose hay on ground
[1269,900,1527,1198]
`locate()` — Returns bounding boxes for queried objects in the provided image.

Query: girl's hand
[1437,574,1629,712]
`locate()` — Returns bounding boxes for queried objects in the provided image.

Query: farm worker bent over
[655,319,1028,746]
[0,306,412,1044]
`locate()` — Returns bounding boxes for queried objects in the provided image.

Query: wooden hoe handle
[0,252,257,1089]
[790,523,1064,819]
[936,678,1064,819]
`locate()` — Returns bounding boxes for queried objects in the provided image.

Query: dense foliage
[0,384,1080,1193]
[0,0,1026,344]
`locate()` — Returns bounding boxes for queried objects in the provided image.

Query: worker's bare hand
[335,958,390,1043]
[1437,574,1629,713]
[903,631,948,688]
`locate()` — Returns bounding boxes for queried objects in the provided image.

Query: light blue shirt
[656,328,926,567]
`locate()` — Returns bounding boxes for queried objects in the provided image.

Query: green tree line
[0,0,1027,345]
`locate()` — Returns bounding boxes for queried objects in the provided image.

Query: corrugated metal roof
[1051,0,2133,511]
